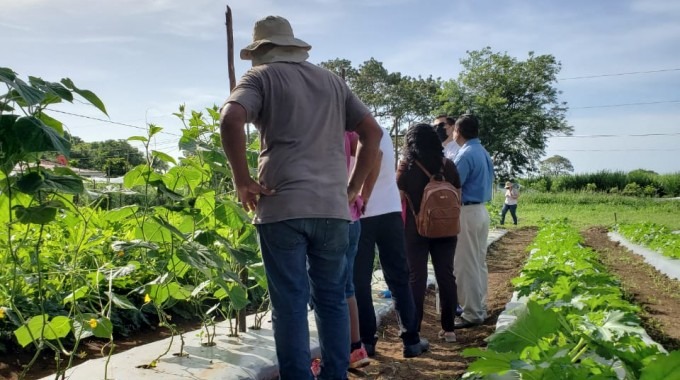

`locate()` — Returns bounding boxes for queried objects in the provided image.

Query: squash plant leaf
[586,310,644,343]
[487,300,561,353]
[640,351,680,380]
[462,347,520,375]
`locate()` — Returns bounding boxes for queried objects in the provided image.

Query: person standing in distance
[451,114,494,329]
[500,181,519,225]
[219,15,382,380]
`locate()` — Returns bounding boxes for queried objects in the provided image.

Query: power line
[46,109,183,137]
[552,132,680,138]
[559,68,680,81]
[551,148,680,152]
[571,100,680,110]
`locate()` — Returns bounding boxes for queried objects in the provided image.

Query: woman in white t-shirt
[501,181,519,225]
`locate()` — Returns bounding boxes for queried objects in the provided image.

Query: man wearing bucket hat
[220,15,412,380]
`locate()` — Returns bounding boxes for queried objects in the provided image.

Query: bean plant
[0,67,268,379]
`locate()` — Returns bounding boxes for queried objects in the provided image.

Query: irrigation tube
[607,232,680,281]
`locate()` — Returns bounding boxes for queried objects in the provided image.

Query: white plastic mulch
[607,232,680,281]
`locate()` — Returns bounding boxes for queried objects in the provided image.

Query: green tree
[69,139,145,176]
[319,58,440,164]
[540,155,574,176]
[438,47,573,177]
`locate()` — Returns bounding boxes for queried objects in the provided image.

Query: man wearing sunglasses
[433,115,460,161]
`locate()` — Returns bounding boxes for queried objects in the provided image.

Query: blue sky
[2,0,679,174]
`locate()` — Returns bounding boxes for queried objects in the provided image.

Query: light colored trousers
[454,204,490,323]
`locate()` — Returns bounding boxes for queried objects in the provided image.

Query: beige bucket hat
[240,16,311,61]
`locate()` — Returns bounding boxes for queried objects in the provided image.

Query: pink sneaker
[311,358,321,378]
[349,345,370,369]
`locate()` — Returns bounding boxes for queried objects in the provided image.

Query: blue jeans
[353,212,420,346]
[500,203,517,225]
[257,218,350,380]
[345,221,361,297]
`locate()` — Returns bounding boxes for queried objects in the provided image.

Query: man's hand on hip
[237,179,274,212]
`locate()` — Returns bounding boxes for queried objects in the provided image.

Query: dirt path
[349,227,537,380]
[582,227,680,351]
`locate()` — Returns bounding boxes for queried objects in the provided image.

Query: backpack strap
[404,159,447,218]
[415,159,446,180]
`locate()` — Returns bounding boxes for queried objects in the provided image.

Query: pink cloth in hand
[350,194,364,221]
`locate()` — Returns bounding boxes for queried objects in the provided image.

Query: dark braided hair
[402,123,445,175]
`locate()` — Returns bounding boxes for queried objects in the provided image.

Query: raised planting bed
[616,222,680,259]
[462,220,680,379]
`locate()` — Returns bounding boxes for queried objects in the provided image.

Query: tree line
[319,47,573,179]
[58,132,167,176]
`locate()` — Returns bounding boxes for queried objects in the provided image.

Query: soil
[348,227,537,380]
[582,227,680,352]
[1,228,538,380]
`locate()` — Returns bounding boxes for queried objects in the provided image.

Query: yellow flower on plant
[0,307,5,319]
[117,251,124,257]
[89,318,98,329]
[144,294,151,304]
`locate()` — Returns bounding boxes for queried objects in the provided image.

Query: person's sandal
[438,330,457,343]
[349,345,370,368]
[311,358,321,378]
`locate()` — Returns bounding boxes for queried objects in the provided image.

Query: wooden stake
[226,6,236,92]
[225,4,248,334]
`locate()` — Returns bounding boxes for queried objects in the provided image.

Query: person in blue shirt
[451,114,494,329]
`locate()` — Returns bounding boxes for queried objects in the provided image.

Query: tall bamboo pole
[225,5,247,334]
[226,6,236,92]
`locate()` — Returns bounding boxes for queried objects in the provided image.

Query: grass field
[488,190,680,230]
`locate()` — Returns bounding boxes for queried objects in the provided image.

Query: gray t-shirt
[227,61,370,224]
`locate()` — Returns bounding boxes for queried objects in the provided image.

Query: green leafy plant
[463,220,678,379]
[617,222,680,259]
[1,68,268,378]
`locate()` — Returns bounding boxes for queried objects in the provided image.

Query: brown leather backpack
[406,159,461,238]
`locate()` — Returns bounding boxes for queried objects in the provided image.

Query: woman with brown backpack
[397,123,462,343]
